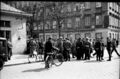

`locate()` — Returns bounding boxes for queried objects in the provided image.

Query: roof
[0,2,32,17]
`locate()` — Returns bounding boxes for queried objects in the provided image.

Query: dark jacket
[84,41,91,49]
[63,41,71,51]
[76,41,83,50]
[45,40,53,53]
[107,41,112,50]
[94,41,101,51]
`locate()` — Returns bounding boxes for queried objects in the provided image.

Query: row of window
[61,2,102,13]
[33,14,102,30]
[0,20,11,27]
[43,2,102,16]
[109,15,119,27]
[109,32,119,39]
[39,32,103,41]
[109,2,119,13]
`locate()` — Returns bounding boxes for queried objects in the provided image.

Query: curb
[4,60,44,67]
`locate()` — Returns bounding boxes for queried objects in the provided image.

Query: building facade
[6,2,120,44]
[35,2,120,44]
[0,2,32,54]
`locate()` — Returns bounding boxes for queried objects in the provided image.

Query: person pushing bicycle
[44,37,54,68]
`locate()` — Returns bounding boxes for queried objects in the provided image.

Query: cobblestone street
[0,47,120,79]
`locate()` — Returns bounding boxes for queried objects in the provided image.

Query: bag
[33,50,37,55]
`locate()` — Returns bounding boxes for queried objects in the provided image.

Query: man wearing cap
[84,37,91,60]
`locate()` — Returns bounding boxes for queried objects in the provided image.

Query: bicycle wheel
[28,54,37,63]
[54,53,64,66]
[45,56,53,68]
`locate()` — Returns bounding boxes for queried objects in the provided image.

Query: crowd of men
[27,36,120,62]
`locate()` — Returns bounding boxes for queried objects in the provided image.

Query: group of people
[27,36,120,62]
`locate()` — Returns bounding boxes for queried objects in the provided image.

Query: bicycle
[45,47,64,68]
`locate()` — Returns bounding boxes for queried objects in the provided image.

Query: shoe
[107,59,111,61]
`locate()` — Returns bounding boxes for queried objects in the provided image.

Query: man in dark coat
[84,37,91,60]
[94,38,102,61]
[111,39,120,57]
[106,37,112,61]
[76,38,83,60]
[44,37,53,61]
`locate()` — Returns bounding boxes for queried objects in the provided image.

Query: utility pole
[43,7,45,42]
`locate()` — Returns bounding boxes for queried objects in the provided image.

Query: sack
[33,50,37,55]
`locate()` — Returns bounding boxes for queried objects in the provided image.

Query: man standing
[63,38,72,61]
[44,37,53,68]
[100,38,105,60]
[76,38,83,60]
[84,37,91,60]
[7,39,12,60]
[106,37,112,61]
[111,39,120,57]
[94,38,102,61]
[44,37,53,61]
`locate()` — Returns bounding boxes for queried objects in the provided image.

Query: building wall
[1,15,27,54]
[33,2,120,44]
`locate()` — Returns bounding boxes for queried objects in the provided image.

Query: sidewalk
[5,54,29,66]
[4,45,120,67]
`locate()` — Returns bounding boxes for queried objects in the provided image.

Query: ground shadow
[84,60,106,63]
[22,67,48,73]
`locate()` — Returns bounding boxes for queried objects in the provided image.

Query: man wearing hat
[84,37,91,60]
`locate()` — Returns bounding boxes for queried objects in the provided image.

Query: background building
[5,2,120,44]
[0,2,32,54]
[37,2,120,44]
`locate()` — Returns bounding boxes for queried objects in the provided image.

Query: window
[53,21,57,29]
[75,3,80,11]
[75,33,80,40]
[73,5,76,11]
[0,20,10,27]
[45,21,50,29]
[109,33,111,38]
[85,33,91,38]
[95,33,102,39]
[34,26,37,30]
[96,2,101,7]
[40,22,43,30]
[67,34,71,40]
[46,35,51,40]
[67,19,72,28]
[85,16,91,26]
[62,23,65,28]
[61,34,64,39]
[85,2,90,9]
[96,15,102,25]
[39,35,43,40]
[75,17,81,27]
[38,23,43,30]
[67,5,71,12]
[52,34,57,40]
[109,3,112,8]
